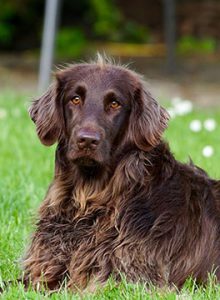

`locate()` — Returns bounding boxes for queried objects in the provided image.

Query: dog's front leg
[22,223,70,291]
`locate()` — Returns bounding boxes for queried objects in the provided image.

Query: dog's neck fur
[43,141,172,217]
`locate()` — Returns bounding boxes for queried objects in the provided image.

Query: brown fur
[22,56,220,291]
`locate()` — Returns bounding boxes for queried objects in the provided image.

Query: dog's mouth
[67,145,109,169]
[70,148,104,167]
[73,156,106,178]
[74,156,100,167]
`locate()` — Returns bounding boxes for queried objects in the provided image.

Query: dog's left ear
[128,82,169,151]
[29,82,63,146]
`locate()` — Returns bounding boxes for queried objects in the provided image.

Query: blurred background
[0,0,220,106]
[1,1,220,291]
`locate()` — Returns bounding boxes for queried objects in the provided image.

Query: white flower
[171,97,182,105]
[203,119,216,131]
[189,120,202,132]
[174,100,193,116]
[167,107,176,119]
[0,108,7,119]
[169,98,193,117]
[202,145,214,157]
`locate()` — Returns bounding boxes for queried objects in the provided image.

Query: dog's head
[29,56,169,170]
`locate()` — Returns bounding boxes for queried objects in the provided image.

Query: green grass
[0,90,220,299]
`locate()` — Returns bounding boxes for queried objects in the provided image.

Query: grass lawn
[0,90,220,299]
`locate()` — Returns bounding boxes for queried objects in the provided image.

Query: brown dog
[22,55,220,291]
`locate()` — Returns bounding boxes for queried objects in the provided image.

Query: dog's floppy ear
[29,82,62,146]
[128,82,169,151]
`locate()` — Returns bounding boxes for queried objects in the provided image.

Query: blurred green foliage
[177,36,216,55]
[122,21,149,43]
[0,2,17,46]
[56,28,87,59]
[0,0,44,50]
[56,0,150,58]
[90,0,121,39]
[89,0,149,43]
[0,0,149,56]
[0,0,218,58]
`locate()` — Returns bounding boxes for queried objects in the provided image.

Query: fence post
[163,0,176,73]
[38,0,60,92]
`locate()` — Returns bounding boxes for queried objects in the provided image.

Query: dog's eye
[71,96,81,105]
[110,100,121,110]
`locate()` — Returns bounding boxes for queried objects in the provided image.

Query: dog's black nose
[77,130,101,150]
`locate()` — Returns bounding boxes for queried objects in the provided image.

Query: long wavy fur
[22,56,220,292]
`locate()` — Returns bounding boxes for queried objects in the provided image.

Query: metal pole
[163,0,176,73]
[38,0,60,92]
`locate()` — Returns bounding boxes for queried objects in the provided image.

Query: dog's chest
[69,202,158,283]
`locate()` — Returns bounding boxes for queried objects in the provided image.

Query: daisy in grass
[168,97,193,118]
[189,120,202,132]
[202,146,214,157]
[203,119,216,131]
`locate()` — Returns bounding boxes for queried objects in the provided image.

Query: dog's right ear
[29,82,62,146]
